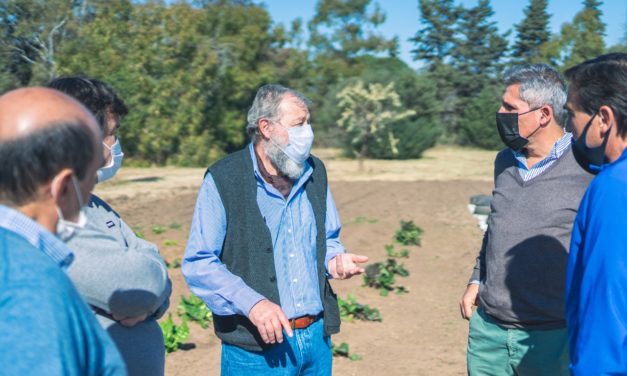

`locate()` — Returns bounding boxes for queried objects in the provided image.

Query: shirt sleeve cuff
[468,280,480,285]
[235,288,266,317]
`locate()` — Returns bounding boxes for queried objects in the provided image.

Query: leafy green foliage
[394,220,424,246]
[385,244,409,258]
[160,314,189,354]
[169,223,182,230]
[332,342,363,361]
[337,80,415,169]
[177,294,213,329]
[349,216,379,224]
[338,294,382,322]
[558,0,606,67]
[163,239,178,247]
[457,85,503,150]
[512,0,552,64]
[151,225,166,235]
[363,259,410,296]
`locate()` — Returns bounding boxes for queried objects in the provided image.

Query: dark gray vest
[207,147,340,351]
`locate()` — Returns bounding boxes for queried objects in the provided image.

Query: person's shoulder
[88,194,120,216]
[0,228,66,284]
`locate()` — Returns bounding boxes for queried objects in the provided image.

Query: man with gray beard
[183,84,367,375]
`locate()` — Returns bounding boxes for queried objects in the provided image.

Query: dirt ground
[96,147,496,376]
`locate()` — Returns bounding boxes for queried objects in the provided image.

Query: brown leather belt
[289,314,321,330]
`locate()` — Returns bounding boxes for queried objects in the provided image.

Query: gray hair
[503,64,568,127]
[246,84,310,141]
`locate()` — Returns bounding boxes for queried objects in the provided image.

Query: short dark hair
[47,76,128,132]
[0,123,95,206]
[565,53,627,138]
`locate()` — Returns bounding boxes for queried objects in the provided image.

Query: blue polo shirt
[0,205,126,375]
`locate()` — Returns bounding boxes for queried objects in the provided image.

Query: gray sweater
[66,195,171,376]
[470,148,592,329]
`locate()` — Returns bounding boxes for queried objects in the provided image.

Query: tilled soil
[109,178,492,376]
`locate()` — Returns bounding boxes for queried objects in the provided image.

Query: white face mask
[279,122,314,164]
[97,138,124,183]
[53,174,88,242]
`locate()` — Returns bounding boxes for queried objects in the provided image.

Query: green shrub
[394,220,423,246]
[338,294,382,322]
[160,314,189,354]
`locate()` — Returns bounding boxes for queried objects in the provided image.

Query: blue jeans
[221,318,332,376]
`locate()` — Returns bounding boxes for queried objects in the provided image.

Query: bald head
[0,87,100,141]
[0,87,103,207]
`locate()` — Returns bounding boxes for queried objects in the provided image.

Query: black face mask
[496,108,541,151]
[571,112,610,175]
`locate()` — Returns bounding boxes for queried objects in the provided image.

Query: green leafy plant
[177,294,213,329]
[166,258,181,269]
[332,342,363,361]
[363,259,410,296]
[160,314,189,354]
[338,294,382,322]
[151,225,166,235]
[394,220,423,246]
[169,222,182,230]
[385,244,410,258]
[163,239,178,246]
[349,216,379,224]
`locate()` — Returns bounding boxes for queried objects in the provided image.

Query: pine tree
[512,0,552,64]
[560,0,606,67]
[410,0,459,67]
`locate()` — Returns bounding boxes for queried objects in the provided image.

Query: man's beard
[263,137,304,180]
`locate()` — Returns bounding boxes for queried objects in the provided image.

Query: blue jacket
[0,227,126,375]
[566,149,627,375]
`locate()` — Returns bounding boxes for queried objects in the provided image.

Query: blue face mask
[97,138,124,183]
[571,112,610,175]
[279,122,314,164]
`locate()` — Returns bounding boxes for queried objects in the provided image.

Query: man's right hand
[459,283,480,320]
[248,299,293,344]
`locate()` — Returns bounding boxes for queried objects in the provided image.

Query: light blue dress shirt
[0,204,74,269]
[512,132,573,181]
[183,144,346,319]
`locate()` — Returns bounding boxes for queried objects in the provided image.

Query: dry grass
[95,146,497,202]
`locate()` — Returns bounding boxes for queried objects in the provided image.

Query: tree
[450,0,509,92]
[559,0,606,67]
[0,0,80,84]
[512,0,551,64]
[336,81,415,171]
[447,0,508,144]
[458,84,503,150]
[308,0,397,60]
[410,0,460,67]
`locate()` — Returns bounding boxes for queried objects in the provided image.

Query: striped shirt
[513,132,573,181]
[0,205,74,269]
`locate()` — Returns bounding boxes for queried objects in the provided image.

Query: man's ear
[258,118,272,140]
[598,105,615,138]
[540,105,552,127]
[49,168,73,205]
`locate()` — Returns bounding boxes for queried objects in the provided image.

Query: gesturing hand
[248,299,293,344]
[328,253,369,280]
